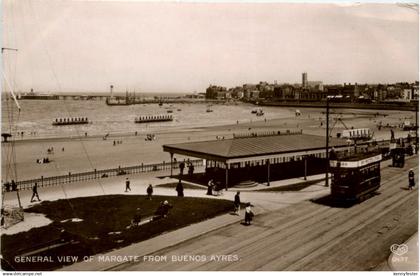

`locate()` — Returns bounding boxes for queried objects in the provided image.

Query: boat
[255,109,264,116]
[135,115,173,123]
[53,117,89,126]
[251,109,258,114]
[206,105,213,112]
[167,109,174,113]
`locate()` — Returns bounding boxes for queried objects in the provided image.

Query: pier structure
[135,115,173,123]
[163,131,350,190]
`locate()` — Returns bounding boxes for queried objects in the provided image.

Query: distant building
[302,72,308,88]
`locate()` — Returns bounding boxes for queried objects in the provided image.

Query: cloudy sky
[1,1,418,93]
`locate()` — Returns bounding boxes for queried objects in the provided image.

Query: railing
[2,159,203,192]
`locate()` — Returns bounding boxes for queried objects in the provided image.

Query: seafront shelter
[163,131,350,189]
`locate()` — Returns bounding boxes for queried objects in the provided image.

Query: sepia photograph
[1,0,419,273]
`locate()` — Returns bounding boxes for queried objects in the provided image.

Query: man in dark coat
[30,183,41,202]
[234,192,241,215]
[409,169,415,190]
[147,184,153,200]
[179,161,185,175]
[125,178,131,192]
[176,182,184,197]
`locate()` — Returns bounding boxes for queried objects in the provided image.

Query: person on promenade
[234,192,241,215]
[179,161,185,175]
[244,202,254,225]
[30,183,41,202]
[11,180,17,192]
[176,181,184,197]
[408,169,415,190]
[147,184,153,200]
[207,179,214,196]
[125,178,131,192]
[188,163,194,176]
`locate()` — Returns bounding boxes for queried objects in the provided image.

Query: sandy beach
[2,106,415,180]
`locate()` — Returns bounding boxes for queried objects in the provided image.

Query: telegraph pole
[325,97,329,187]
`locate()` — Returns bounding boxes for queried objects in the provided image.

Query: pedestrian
[234,192,241,215]
[176,181,184,197]
[4,182,10,192]
[11,180,17,192]
[409,169,415,190]
[179,161,185,175]
[244,202,253,225]
[30,183,41,202]
[207,179,214,195]
[147,184,153,200]
[62,147,65,152]
[188,163,194,176]
[125,177,131,192]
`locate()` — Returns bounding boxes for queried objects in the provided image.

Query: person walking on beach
[408,169,415,190]
[125,178,131,192]
[234,192,241,215]
[176,181,184,197]
[147,184,153,200]
[188,163,194,176]
[30,183,41,202]
[244,202,254,225]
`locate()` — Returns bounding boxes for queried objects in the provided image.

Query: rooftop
[163,132,349,161]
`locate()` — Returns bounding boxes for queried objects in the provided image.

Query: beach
[2,102,415,181]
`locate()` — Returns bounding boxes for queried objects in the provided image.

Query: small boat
[167,109,174,113]
[206,105,213,113]
[53,117,89,126]
[177,109,182,111]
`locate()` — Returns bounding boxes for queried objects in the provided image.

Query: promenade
[32,157,416,271]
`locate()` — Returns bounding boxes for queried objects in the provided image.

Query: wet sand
[2,107,415,180]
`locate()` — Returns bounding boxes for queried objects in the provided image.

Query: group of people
[3,180,17,192]
[179,160,195,176]
[36,157,50,164]
[206,179,223,196]
[233,191,254,225]
[113,140,123,146]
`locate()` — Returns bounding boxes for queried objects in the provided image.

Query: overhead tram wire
[26,0,107,199]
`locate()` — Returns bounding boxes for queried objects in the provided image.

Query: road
[111,156,418,271]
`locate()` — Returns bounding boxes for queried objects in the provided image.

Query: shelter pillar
[304,156,307,180]
[225,163,229,191]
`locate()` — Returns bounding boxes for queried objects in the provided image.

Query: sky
[1,0,419,93]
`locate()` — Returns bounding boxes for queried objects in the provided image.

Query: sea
[1,99,297,139]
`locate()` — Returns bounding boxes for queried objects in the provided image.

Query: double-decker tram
[329,152,382,203]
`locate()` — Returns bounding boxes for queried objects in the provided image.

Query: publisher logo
[390,244,408,256]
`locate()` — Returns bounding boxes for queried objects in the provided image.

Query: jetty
[135,115,173,124]
[52,117,89,126]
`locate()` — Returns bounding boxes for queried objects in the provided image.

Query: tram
[329,152,381,202]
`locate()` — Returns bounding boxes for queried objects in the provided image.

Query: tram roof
[163,133,349,163]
